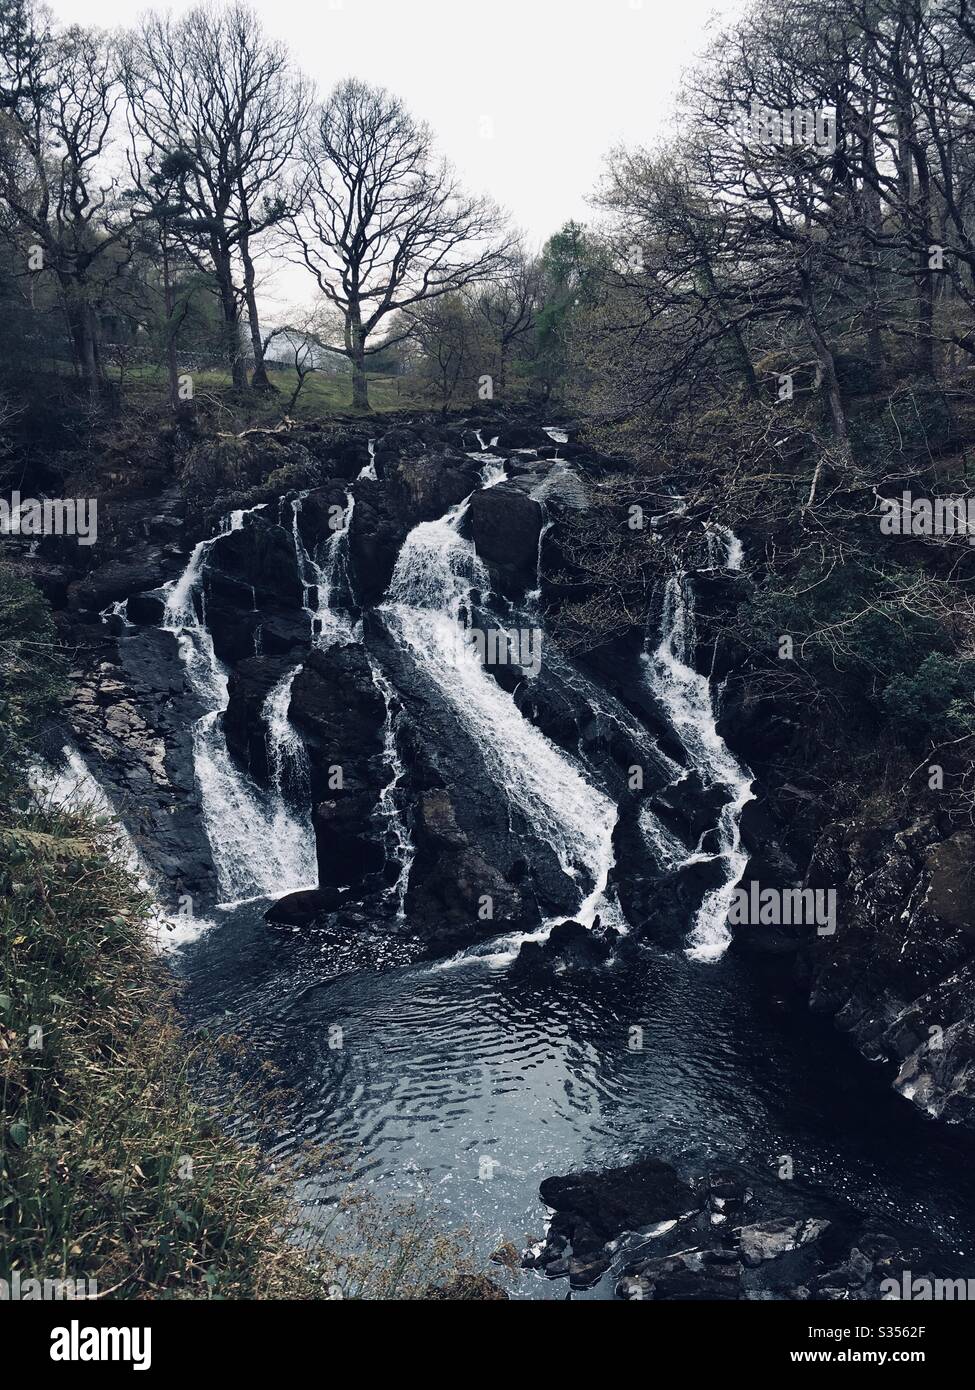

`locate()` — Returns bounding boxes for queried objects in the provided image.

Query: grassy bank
[0,791,336,1298]
[0,568,506,1299]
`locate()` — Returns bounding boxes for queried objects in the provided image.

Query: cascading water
[368,659,414,918]
[381,487,622,942]
[644,527,754,962]
[289,489,355,648]
[263,667,311,806]
[358,439,378,482]
[163,509,317,905]
[32,745,213,950]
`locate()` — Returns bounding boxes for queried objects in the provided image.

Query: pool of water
[176,899,975,1297]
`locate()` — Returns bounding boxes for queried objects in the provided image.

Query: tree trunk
[79,307,100,407]
[913,152,936,379]
[348,306,370,409]
[162,231,180,412]
[351,352,369,409]
[240,235,272,391]
[214,247,246,390]
[800,274,849,452]
[61,281,101,406]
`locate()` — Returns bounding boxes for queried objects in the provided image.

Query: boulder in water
[469,483,544,596]
[512,919,619,975]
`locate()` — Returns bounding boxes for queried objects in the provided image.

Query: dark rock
[469,483,544,595]
[532,1155,698,1287]
[511,918,618,974]
[205,512,302,609]
[348,487,409,607]
[290,643,387,892]
[69,552,170,611]
[224,655,295,786]
[405,788,536,950]
[127,588,169,625]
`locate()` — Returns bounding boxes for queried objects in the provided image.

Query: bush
[0,569,64,798]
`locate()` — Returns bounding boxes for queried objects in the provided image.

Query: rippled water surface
[177,901,975,1296]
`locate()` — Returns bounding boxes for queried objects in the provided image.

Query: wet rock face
[289,644,387,892]
[69,552,173,612]
[205,513,303,610]
[797,817,975,1127]
[59,619,217,902]
[404,788,538,952]
[511,918,621,974]
[528,1155,955,1299]
[224,655,297,785]
[386,449,479,526]
[525,1156,698,1288]
[469,483,544,595]
[292,483,350,555]
[347,484,409,607]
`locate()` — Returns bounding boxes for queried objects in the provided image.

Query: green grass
[0,789,509,1299]
[0,796,330,1298]
[112,363,430,420]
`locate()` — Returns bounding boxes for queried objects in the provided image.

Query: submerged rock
[512,918,620,974]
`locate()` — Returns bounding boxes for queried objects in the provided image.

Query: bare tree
[288,78,510,410]
[471,244,540,393]
[123,1,309,391]
[408,292,489,412]
[0,0,126,403]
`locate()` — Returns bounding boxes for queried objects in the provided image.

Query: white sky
[54,0,746,318]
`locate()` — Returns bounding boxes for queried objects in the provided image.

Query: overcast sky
[54,0,746,316]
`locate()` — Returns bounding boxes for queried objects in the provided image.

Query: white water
[368,659,414,919]
[31,746,214,951]
[263,666,310,805]
[289,489,356,648]
[99,598,132,627]
[526,518,553,602]
[706,522,744,572]
[644,532,754,962]
[163,509,317,905]
[358,439,377,482]
[381,490,622,956]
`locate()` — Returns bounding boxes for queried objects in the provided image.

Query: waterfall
[368,659,414,918]
[466,453,508,487]
[526,518,553,602]
[100,598,131,627]
[289,489,355,648]
[163,508,317,905]
[706,522,744,572]
[31,745,213,951]
[381,491,621,937]
[358,439,378,481]
[264,667,310,806]
[644,530,754,962]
